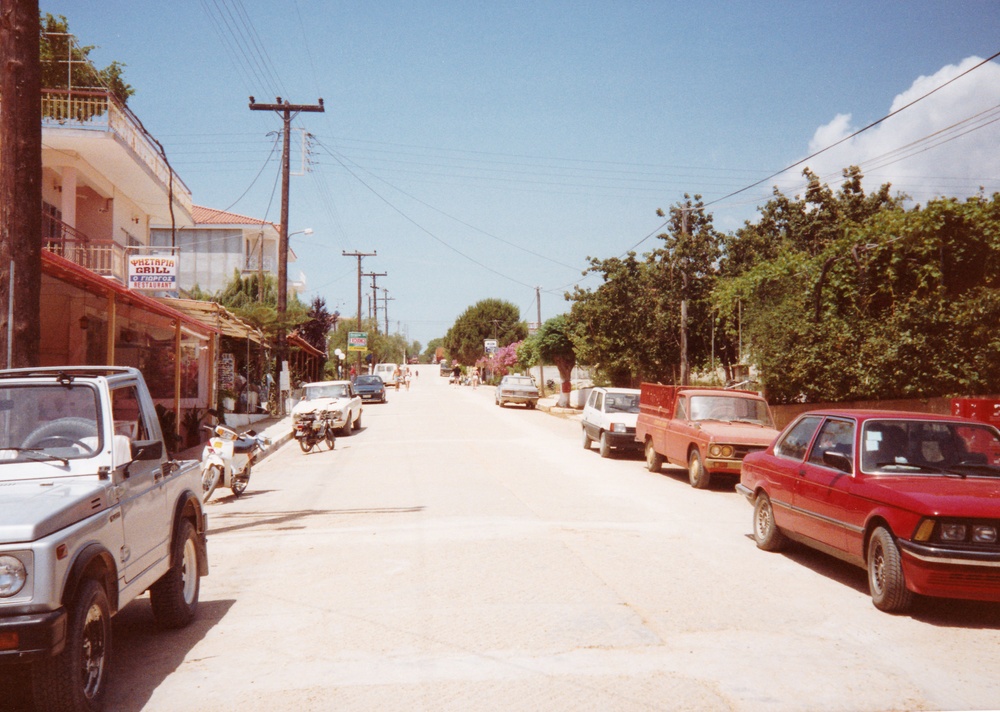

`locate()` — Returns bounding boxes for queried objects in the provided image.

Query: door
[112,383,169,582]
[794,417,856,553]
[768,415,824,532]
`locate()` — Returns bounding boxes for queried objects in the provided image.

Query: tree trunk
[0,0,42,368]
[553,355,574,408]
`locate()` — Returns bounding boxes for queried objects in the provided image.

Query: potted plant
[181,408,206,449]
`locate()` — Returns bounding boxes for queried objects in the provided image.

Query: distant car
[352,374,387,403]
[292,380,363,435]
[495,375,539,409]
[373,363,397,385]
[440,361,451,377]
[581,387,642,457]
[737,409,1000,612]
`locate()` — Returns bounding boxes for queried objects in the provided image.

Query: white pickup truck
[0,367,209,711]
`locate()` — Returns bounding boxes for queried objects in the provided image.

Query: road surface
[24,370,1000,711]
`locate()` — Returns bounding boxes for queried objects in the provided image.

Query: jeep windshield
[304,384,349,400]
[688,395,773,427]
[0,384,102,466]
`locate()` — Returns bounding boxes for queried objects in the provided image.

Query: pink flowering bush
[476,341,523,382]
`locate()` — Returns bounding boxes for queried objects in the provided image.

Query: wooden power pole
[0,0,42,368]
[248,97,323,410]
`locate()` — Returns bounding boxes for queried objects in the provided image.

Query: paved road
[66,373,1000,710]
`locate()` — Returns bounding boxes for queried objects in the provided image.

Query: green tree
[444,299,526,365]
[567,252,673,386]
[40,14,134,106]
[422,337,444,362]
[535,315,576,406]
[653,195,723,384]
[298,297,337,354]
[716,170,1000,402]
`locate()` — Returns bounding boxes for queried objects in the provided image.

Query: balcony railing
[40,89,193,216]
[42,213,126,283]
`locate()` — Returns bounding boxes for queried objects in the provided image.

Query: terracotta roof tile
[192,205,279,230]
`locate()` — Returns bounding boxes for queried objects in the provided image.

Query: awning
[154,297,264,344]
[42,250,215,338]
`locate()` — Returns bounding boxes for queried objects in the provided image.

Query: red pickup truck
[635,383,780,488]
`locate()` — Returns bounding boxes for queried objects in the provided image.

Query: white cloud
[785,57,1000,203]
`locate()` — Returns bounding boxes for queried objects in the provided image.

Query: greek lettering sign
[348,331,368,352]
[484,339,498,354]
[128,255,177,290]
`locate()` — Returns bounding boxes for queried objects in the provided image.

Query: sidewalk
[175,415,295,462]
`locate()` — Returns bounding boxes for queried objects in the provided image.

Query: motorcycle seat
[233,437,257,454]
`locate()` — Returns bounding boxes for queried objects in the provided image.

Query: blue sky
[41,1,1000,347]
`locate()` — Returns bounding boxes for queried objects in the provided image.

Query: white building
[151,206,304,297]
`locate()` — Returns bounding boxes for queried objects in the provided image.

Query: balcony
[39,89,194,226]
[43,212,126,283]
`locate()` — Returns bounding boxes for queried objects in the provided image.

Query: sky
[39,1,1000,348]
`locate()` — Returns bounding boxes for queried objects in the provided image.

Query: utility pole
[535,286,545,397]
[1,1,42,368]
[380,289,394,335]
[362,271,387,333]
[680,209,689,386]
[343,250,376,370]
[249,96,324,412]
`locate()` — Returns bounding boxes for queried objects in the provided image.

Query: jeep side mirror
[131,439,164,461]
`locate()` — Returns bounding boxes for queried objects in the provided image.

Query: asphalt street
[40,371,1000,711]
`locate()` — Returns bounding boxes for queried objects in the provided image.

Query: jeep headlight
[611,422,626,433]
[0,555,27,597]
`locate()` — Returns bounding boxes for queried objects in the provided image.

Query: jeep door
[112,383,169,582]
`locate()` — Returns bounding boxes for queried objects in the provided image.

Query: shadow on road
[209,506,425,535]
[755,536,1000,629]
[2,597,236,712]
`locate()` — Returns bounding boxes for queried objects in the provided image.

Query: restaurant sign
[128,255,178,290]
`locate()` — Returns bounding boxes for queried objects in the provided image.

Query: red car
[737,409,1000,612]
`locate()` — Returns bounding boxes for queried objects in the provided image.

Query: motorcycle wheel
[299,436,312,453]
[231,462,250,497]
[202,465,221,502]
[325,428,335,450]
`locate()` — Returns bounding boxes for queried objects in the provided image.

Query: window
[807,419,855,468]
[776,416,822,461]
[111,385,151,441]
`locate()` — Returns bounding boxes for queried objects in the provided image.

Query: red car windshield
[861,419,1000,475]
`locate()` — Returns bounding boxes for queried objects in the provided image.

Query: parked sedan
[737,409,1000,612]
[353,374,387,403]
[292,380,363,435]
[581,387,642,457]
[495,375,539,409]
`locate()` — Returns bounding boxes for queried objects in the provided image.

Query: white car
[373,363,398,385]
[581,387,642,458]
[292,380,363,435]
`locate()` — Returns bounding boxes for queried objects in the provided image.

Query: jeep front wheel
[32,578,111,712]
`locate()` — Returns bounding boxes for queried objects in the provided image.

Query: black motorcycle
[294,411,336,453]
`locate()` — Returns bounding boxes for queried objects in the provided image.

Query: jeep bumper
[0,609,66,662]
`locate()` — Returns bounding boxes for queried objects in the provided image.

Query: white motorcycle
[200,424,271,502]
